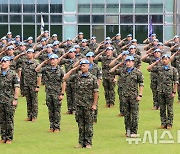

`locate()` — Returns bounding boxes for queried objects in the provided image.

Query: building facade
[0,0,177,43]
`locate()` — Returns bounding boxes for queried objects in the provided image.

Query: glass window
[0,15,8,23]
[37,15,49,24]
[150,4,163,13]
[165,15,173,24]
[165,0,173,13]
[10,15,21,23]
[92,25,104,42]
[0,4,8,13]
[0,25,8,36]
[92,0,104,4]
[78,15,90,23]
[120,25,133,38]
[10,4,22,13]
[92,15,104,23]
[50,15,62,23]
[106,0,119,4]
[64,15,76,23]
[121,4,133,13]
[92,4,105,13]
[153,25,163,42]
[78,25,90,39]
[151,15,163,24]
[23,15,35,23]
[106,15,119,24]
[164,26,173,41]
[106,4,119,13]
[50,4,62,13]
[135,25,148,43]
[37,0,49,13]
[106,25,119,38]
[135,4,148,13]
[120,15,133,24]
[23,4,35,13]
[135,15,148,23]
[50,25,62,41]
[78,4,90,13]
[10,25,22,37]
[23,0,35,4]
[23,25,35,40]
[78,0,90,4]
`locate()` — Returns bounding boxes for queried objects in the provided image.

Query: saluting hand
[92,104,97,110]
[136,96,142,101]
[12,100,18,106]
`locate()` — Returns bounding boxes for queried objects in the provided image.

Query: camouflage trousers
[75,106,93,146]
[102,78,115,106]
[66,81,75,113]
[0,103,15,141]
[46,94,62,130]
[158,93,174,126]
[20,73,25,96]
[178,83,180,101]
[118,87,124,115]
[122,96,139,134]
[150,80,159,108]
[24,86,38,119]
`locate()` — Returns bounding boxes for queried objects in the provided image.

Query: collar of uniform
[89,63,93,70]
[163,65,170,70]
[126,67,134,73]
[81,72,90,78]
[1,69,10,76]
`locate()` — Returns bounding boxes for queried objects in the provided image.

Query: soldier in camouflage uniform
[35,54,65,132]
[0,56,20,144]
[64,59,98,149]
[109,50,129,116]
[112,33,121,55]
[88,36,98,52]
[60,48,78,114]
[36,30,49,43]
[73,32,84,44]
[25,37,35,49]
[94,46,116,107]
[22,48,41,122]
[142,49,162,110]
[52,41,65,57]
[74,45,86,60]
[143,33,157,44]
[111,56,144,137]
[170,48,180,102]
[80,39,90,56]
[128,45,141,69]
[86,52,102,123]
[147,54,179,129]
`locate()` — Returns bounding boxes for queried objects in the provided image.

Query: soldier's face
[126,60,134,68]
[116,36,121,40]
[53,37,57,40]
[162,58,170,65]
[8,34,12,38]
[76,48,80,53]
[47,47,52,53]
[106,50,113,56]
[68,52,75,59]
[20,46,26,51]
[87,56,94,63]
[42,41,46,46]
[50,58,58,66]
[80,64,89,73]
[82,42,87,46]
[127,37,132,41]
[153,41,158,46]
[44,32,49,37]
[27,52,34,59]
[28,40,33,44]
[91,39,96,43]
[174,38,179,42]
[7,49,14,56]
[130,48,136,54]
[1,61,10,69]
[79,35,83,39]
[154,52,161,58]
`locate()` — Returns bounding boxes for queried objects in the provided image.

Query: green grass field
[1,63,180,154]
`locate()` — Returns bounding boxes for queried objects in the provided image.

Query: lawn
[1,63,180,154]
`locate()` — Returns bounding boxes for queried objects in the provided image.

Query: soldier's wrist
[138,94,143,97]
[60,93,64,96]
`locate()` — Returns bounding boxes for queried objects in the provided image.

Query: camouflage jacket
[22,59,41,87]
[114,67,144,98]
[88,62,102,80]
[53,48,65,57]
[151,64,179,94]
[69,72,99,107]
[98,55,115,79]
[0,69,20,103]
[89,42,98,52]
[41,65,64,95]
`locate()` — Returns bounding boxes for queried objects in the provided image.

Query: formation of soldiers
[0,31,179,148]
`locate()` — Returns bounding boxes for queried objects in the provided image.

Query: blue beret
[1,56,11,62]
[125,56,134,61]
[49,54,58,59]
[80,59,90,65]
[162,54,170,59]
[86,52,94,57]
[27,48,35,53]
[122,50,129,55]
